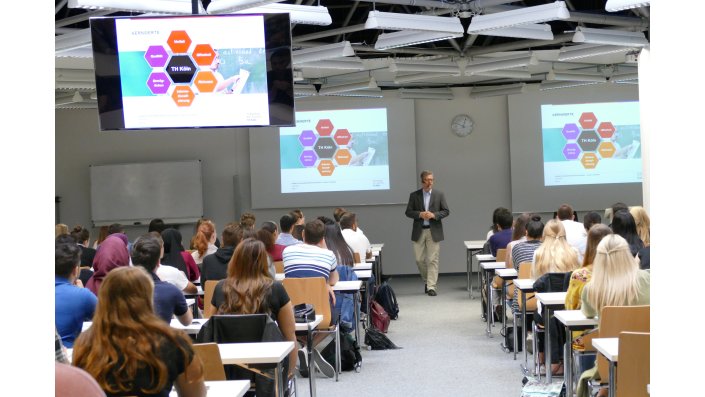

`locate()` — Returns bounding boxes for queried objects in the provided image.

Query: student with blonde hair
[531,219,580,280]
[55,223,69,238]
[73,266,206,397]
[629,206,650,246]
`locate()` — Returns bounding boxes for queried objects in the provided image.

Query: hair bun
[72,225,83,233]
[531,215,542,222]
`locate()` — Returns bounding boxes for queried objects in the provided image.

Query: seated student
[201,222,243,286]
[191,220,218,268]
[340,212,371,262]
[259,221,286,262]
[160,228,198,294]
[275,214,302,247]
[148,218,167,234]
[206,238,298,383]
[611,209,646,258]
[86,234,130,295]
[292,224,304,242]
[132,233,192,326]
[240,212,257,230]
[73,267,206,397]
[576,234,650,397]
[55,240,97,348]
[510,215,544,314]
[504,212,531,270]
[582,211,602,232]
[290,209,305,226]
[56,223,69,238]
[488,208,513,256]
[71,225,97,285]
[629,206,650,269]
[255,227,279,278]
[557,203,588,263]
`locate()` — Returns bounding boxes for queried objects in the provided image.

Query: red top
[268,244,286,262]
[181,251,200,281]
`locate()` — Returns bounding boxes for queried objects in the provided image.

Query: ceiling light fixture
[467,23,554,40]
[364,11,464,34]
[539,80,606,91]
[465,54,538,75]
[374,30,463,50]
[55,29,92,54]
[323,89,383,98]
[475,69,532,79]
[216,3,332,25]
[465,1,570,32]
[398,88,454,100]
[469,83,526,98]
[389,60,460,74]
[610,72,639,82]
[546,70,608,82]
[292,41,355,65]
[605,0,650,12]
[573,27,649,47]
[394,72,456,84]
[68,0,205,14]
[557,44,636,61]
[297,58,366,70]
[206,0,281,13]
[294,85,318,97]
[318,77,378,95]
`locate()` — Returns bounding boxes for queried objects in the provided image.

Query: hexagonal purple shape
[299,150,318,167]
[147,72,171,94]
[562,123,580,140]
[563,143,581,160]
[299,130,316,147]
[144,46,169,68]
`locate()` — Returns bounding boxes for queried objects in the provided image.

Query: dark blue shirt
[150,271,189,323]
[55,276,97,348]
[489,228,513,257]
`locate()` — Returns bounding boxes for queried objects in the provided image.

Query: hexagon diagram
[577,130,600,152]
[316,119,334,136]
[314,137,337,158]
[144,46,169,68]
[597,122,615,139]
[167,31,192,54]
[579,112,597,130]
[598,141,617,158]
[298,130,316,147]
[147,72,171,95]
[333,129,351,146]
[191,44,216,66]
[171,86,195,107]
[563,143,581,160]
[335,149,352,165]
[317,160,335,176]
[581,153,599,169]
[193,71,217,93]
[562,123,580,141]
[166,55,197,84]
[299,150,318,167]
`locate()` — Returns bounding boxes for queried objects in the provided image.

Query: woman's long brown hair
[219,238,273,315]
[73,267,201,394]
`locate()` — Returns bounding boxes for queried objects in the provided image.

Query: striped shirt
[282,243,337,280]
[511,239,541,270]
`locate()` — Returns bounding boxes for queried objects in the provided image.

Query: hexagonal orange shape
[317,160,335,176]
[335,149,352,165]
[167,30,192,54]
[579,112,597,130]
[333,129,351,146]
[171,85,195,107]
[194,71,217,93]
[598,141,616,158]
[597,122,615,139]
[316,119,334,136]
[192,44,216,66]
[581,152,599,169]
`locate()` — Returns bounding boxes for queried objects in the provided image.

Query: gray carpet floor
[292,274,530,397]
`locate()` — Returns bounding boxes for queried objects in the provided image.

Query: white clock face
[451,114,474,137]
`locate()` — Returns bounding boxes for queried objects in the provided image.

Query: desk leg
[275,361,283,397]
[486,270,493,337]
[546,308,552,384]
[565,326,572,397]
[521,292,530,375]
[609,362,616,397]
[513,304,518,361]
[354,292,361,346]
[466,248,471,293]
[502,281,507,341]
[307,323,316,397]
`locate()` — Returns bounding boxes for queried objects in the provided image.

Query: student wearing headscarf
[86,234,130,294]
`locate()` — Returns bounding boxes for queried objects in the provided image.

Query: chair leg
[335,326,341,382]
[532,321,541,380]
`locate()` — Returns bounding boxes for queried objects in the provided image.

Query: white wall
[55,85,633,277]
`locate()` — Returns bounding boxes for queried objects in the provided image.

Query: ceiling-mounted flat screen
[90,13,295,131]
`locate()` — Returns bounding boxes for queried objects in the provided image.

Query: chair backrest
[517,262,536,312]
[616,332,650,397]
[353,252,361,264]
[273,260,284,274]
[597,305,650,385]
[282,277,332,329]
[203,280,219,319]
[495,248,507,262]
[533,272,572,293]
[210,314,268,343]
[192,343,227,381]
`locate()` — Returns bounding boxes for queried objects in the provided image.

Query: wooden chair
[491,248,509,290]
[192,343,226,381]
[616,332,649,397]
[282,277,341,381]
[517,262,536,313]
[274,260,284,274]
[203,280,219,319]
[353,252,361,264]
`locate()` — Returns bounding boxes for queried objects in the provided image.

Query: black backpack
[364,327,401,350]
[322,331,362,371]
[373,282,399,320]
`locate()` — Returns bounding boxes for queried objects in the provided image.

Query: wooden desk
[464,240,485,298]
[369,243,384,286]
[275,273,285,281]
[474,252,495,300]
[333,280,363,345]
[83,318,204,335]
[554,310,598,396]
[514,278,535,375]
[495,268,518,357]
[480,261,506,337]
[218,341,294,397]
[535,292,567,384]
[352,263,373,271]
[592,338,619,397]
[169,380,250,397]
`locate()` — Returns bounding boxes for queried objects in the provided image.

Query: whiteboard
[89,160,203,226]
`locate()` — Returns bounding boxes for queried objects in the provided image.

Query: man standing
[405,170,450,296]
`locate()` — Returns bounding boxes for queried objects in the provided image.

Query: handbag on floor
[369,300,390,333]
